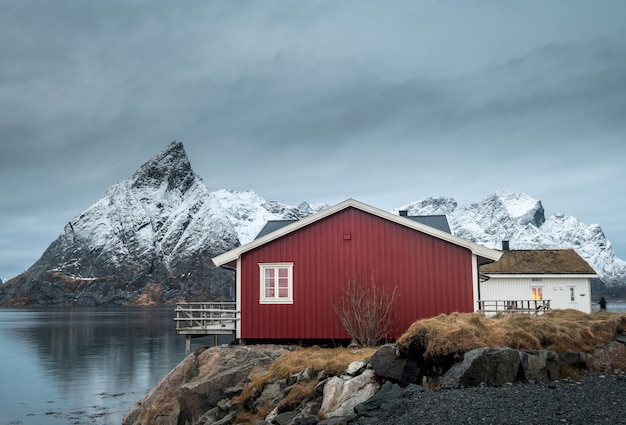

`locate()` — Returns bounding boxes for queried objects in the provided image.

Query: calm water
[0,307,222,425]
[592,300,626,313]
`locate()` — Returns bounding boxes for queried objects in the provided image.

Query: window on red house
[259,263,293,304]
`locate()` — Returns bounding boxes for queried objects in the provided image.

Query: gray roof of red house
[254,214,451,240]
[480,249,596,275]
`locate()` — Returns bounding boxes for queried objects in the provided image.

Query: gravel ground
[352,372,626,425]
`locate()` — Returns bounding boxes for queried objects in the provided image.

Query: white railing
[175,302,239,335]
[175,302,239,353]
[477,299,551,315]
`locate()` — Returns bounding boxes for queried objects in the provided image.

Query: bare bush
[333,274,398,347]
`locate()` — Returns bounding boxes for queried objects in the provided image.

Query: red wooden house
[212,199,502,342]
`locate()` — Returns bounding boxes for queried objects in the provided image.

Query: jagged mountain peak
[130,141,196,193]
[401,191,626,285]
[0,142,239,306]
[476,190,545,227]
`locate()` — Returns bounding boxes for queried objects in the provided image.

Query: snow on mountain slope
[0,142,240,306]
[395,191,626,285]
[40,141,239,279]
[213,189,328,244]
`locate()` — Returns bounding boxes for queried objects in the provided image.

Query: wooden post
[186,335,191,354]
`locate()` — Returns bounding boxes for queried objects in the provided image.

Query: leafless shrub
[333,273,398,347]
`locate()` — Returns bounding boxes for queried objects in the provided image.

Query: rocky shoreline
[122,338,626,425]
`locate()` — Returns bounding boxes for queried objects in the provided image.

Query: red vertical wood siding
[240,207,474,340]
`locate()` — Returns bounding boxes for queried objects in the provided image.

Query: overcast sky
[1,1,626,280]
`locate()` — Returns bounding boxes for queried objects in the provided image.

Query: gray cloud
[2,1,626,279]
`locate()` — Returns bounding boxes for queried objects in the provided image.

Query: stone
[197,406,224,424]
[265,407,280,423]
[317,415,356,425]
[354,381,405,416]
[206,412,235,425]
[518,350,559,382]
[292,416,320,425]
[319,369,380,418]
[291,367,315,384]
[560,351,587,369]
[441,347,521,388]
[584,341,626,372]
[254,380,287,411]
[369,344,421,384]
[346,360,368,376]
[271,410,298,425]
[290,401,322,425]
[122,345,287,425]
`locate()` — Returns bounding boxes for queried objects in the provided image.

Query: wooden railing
[175,302,239,352]
[477,299,551,315]
[175,302,239,334]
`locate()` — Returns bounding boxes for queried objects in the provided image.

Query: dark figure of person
[599,297,607,311]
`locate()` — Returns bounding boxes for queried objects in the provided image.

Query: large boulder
[319,369,380,418]
[369,344,421,384]
[518,350,559,382]
[584,341,626,372]
[254,379,287,412]
[123,345,287,425]
[560,351,587,370]
[441,347,521,388]
[354,381,405,416]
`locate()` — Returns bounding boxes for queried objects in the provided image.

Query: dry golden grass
[232,346,375,424]
[396,310,626,362]
[270,346,376,378]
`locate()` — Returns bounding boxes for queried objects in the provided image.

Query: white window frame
[531,286,543,301]
[568,286,576,302]
[259,263,293,304]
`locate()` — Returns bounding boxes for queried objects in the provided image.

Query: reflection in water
[0,307,222,425]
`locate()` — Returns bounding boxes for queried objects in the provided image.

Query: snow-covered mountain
[0,142,241,306]
[394,191,626,285]
[213,189,328,244]
[1,142,624,307]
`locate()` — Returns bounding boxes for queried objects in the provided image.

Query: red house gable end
[238,206,476,340]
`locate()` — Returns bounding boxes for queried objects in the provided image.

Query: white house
[479,249,597,314]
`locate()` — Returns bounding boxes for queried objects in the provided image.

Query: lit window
[259,263,293,304]
[531,287,543,300]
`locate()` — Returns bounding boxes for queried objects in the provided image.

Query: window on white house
[259,263,293,304]
[569,287,576,302]
[531,287,543,300]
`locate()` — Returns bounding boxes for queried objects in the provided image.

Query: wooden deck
[175,302,239,353]
[477,299,551,315]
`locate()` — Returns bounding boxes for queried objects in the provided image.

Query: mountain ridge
[394,191,626,285]
[1,142,624,307]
